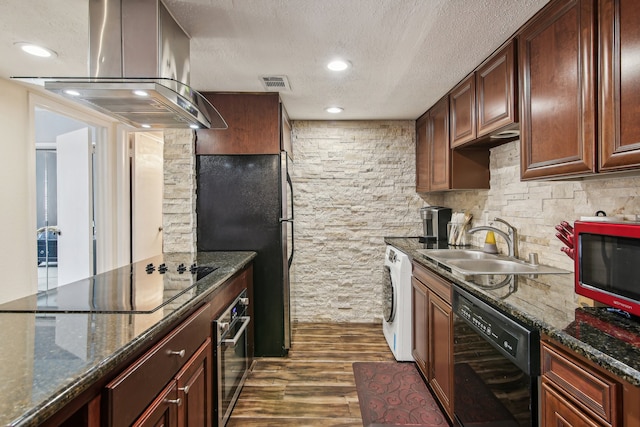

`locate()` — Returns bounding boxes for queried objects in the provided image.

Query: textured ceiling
[0,0,550,120]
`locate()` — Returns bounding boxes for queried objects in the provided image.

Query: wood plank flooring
[227,322,395,427]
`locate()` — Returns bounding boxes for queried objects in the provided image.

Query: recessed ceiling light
[326,107,343,114]
[64,89,81,97]
[134,90,149,97]
[141,124,151,129]
[327,60,350,71]
[15,42,57,58]
[189,124,199,129]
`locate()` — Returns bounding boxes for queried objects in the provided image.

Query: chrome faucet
[468,217,518,258]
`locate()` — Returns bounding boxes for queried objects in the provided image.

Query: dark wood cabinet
[520,0,640,178]
[541,380,604,427]
[541,339,620,427]
[196,93,291,156]
[411,262,454,421]
[411,276,429,373]
[427,291,453,419]
[133,382,179,427]
[450,41,518,149]
[106,303,212,427]
[416,96,489,193]
[429,96,451,191]
[450,74,476,148]
[415,113,430,193]
[477,40,518,138]
[176,339,212,427]
[518,0,597,179]
[598,0,640,171]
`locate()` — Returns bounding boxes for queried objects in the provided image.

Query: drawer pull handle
[164,398,182,406]
[167,349,186,358]
[179,385,190,394]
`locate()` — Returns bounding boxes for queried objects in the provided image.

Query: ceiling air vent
[261,75,291,92]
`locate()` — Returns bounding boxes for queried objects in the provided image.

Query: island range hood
[17,0,226,130]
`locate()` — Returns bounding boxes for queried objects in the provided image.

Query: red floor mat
[352,362,448,427]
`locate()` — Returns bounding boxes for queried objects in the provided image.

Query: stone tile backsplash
[290,121,426,322]
[440,141,640,271]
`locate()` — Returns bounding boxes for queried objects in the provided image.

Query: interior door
[132,132,164,262]
[56,128,93,286]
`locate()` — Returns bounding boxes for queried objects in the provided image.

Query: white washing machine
[382,245,413,361]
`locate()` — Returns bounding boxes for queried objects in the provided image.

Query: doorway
[35,108,99,290]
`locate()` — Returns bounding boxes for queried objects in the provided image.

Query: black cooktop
[0,255,218,314]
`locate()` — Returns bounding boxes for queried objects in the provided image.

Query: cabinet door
[518,0,597,179]
[196,93,281,155]
[599,0,640,171]
[429,96,451,191]
[416,113,430,193]
[176,338,212,427]
[133,382,179,427]
[411,277,429,376]
[477,40,518,137]
[541,380,604,427]
[450,74,476,148]
[428,291,454,420]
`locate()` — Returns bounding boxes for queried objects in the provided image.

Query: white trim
[28,91,132,273]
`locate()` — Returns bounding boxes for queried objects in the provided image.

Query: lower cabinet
[106,304,213,427]
[541,339,620,427]
[411,261,454,421]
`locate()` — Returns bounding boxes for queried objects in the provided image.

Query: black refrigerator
[196,153,293,357]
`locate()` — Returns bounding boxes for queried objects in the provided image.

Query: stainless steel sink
[418,248,569,276]
[416,249,498,260]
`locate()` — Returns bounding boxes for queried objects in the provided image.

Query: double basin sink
[417,249,569,277]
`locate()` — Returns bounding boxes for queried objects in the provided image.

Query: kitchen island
[385,237,640,386]
[0,251,255,427]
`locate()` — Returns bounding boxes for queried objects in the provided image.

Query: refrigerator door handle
[286,171,294,267]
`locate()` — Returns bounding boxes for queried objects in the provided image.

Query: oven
[214,289,250,427]
[453,286,539,427]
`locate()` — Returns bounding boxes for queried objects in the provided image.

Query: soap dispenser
[483,230,499,254]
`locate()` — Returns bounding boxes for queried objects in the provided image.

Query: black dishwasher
[453,285,540,427]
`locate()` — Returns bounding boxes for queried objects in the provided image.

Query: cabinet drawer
[412,262,451,304]
[106,303,211,426]
[541,341,618,423]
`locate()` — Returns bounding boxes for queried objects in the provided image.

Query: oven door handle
[222,316,250,347]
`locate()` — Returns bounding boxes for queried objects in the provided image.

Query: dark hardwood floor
[227,322,395,426]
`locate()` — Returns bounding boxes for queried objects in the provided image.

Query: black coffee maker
[420,206,452,241]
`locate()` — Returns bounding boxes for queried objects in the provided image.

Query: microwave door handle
[222,316,250,347]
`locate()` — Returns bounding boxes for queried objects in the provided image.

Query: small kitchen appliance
[420,206,452,241]
[574,219,640,317]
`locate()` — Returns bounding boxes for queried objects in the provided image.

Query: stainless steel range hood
[16,0,226,130]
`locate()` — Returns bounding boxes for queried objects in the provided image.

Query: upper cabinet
[450,40,519,149]
[450,74,476,148]
[196,92,292,156]
[477,41,519,138]
[598,0,640,171]
[518,0,597,180]
[416,96,490,193]
[519,0,640,179]
[416,113,431,193]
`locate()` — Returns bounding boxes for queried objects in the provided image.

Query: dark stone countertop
[385,237,640,387]
[0,251,256,427]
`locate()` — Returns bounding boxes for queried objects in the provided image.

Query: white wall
[0,78,37,302]
[0,78,128,303]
